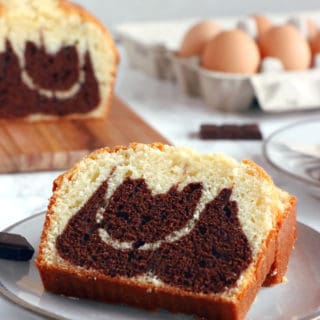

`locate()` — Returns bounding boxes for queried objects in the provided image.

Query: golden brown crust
[37,264,238,318]
[86,142,166,161]
[263,195,297,285]
[241,159,273,183]
[235,229,278,320]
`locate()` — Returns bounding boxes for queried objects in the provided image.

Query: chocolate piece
[200,124,263,140]
[56,177,252,294]
[0,232,34,261]
[0,40,99,118]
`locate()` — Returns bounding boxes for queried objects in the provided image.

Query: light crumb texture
[38,143,292,300]
[0,0,118,119]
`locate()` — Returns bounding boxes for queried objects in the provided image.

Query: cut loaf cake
[0,0,118,120]
[36,143,296,319]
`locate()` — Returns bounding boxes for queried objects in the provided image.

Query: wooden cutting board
[0,97,170,173]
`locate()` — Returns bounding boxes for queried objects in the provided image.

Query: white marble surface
[0,46,320,319]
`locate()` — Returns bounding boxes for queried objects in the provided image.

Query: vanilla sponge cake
[0,0,118,120]
[36,143,296,319]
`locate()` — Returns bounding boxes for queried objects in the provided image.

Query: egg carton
[116,12,320,112]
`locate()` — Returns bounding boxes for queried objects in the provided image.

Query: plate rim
[263,117,320,188]
[1,211,320,320]
[0,211,67,320]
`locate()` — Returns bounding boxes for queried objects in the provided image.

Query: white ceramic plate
[263,118,320,197]
[0,212,320,320]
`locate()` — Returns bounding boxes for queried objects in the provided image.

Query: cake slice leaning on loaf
[36,143,296,320]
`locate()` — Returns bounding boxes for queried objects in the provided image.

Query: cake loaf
[0,0,118,120]
[36,143,296,320]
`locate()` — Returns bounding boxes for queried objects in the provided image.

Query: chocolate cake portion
[56,177,252,294]
[0,41,99,118]
[25,41,80,91]
[154,188,252,293]
[99,178,203,243]
[0,232,34,261]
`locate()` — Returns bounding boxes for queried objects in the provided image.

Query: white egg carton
[116,11,320,112]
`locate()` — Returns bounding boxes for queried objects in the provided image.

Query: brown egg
[310,31,320,55]
[307,19,318,40]
[288,17,318,40]
[179,20,220,58]
[201,29,260,74]
[253,15,273,35]
[258,24,311,70]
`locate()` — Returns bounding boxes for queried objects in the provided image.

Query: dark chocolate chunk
[200,124,263,140]
[0,232,34,261]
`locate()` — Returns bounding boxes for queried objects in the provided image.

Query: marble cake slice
[36,143,296,320]
[0,0,118,120]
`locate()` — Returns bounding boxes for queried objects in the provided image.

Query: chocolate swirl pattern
[24,42,81,92]
[0,0,118,120]
[56,177,252,294]
[0,41,99,117]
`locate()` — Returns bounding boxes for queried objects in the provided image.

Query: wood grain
[0,97,170,173]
